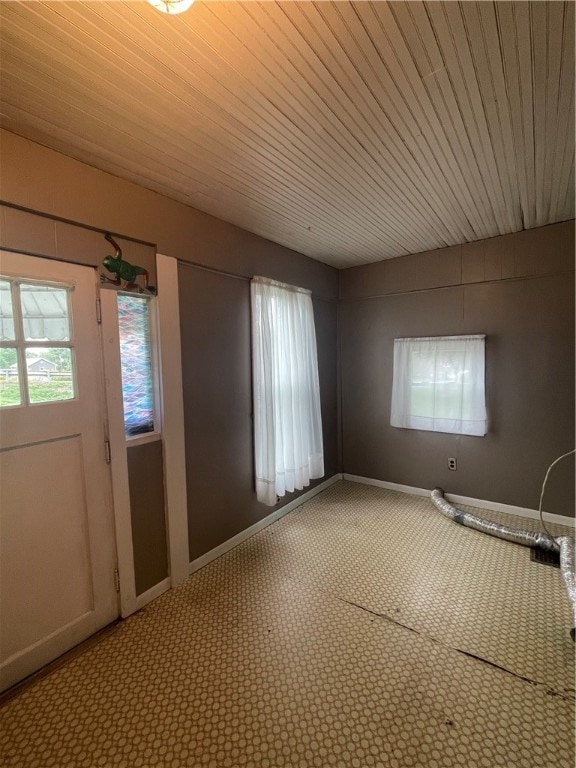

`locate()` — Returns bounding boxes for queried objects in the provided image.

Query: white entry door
[0,251,118,692]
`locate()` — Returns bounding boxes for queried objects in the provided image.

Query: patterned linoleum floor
[1,480,574,768]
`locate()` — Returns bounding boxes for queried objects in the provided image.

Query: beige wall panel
[54,221,109,268]
[0,130,41,210]
[467,223,575,282]
[461,222,575,284]
[499,242,516,281]
[340,244,463,300]
[461,242,487,284]
[382,246,463,295]
[0,208,157,286]
[341,221,575,300]
[510,222,575,277]
[2,206,57,257]
[483,249,503,282]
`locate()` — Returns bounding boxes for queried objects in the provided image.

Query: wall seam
[177,258,338,302]
[0,200,157,247]
[339,268,576,302]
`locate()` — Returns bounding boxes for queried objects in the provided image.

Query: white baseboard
[189,474,342,575]
[134,577,171,611]
[344,474,431,499]
[342,473,575,529]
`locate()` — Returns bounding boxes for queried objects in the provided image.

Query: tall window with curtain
[390,335,487,436]
[251,276,324,506]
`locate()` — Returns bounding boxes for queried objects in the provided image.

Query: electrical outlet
[448,457,457,471]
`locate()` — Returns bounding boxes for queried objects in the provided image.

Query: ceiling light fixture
[147,0,195,15]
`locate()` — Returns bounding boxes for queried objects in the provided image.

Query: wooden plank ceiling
[0,1,574,268]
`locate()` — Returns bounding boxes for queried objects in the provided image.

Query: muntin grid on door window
[0,277,76,408]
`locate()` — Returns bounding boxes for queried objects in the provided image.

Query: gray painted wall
[127,441,169,595]
[340,221,575,517]
[178,263,338,561]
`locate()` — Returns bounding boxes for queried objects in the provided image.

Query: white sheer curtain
[390,335,487,436]
[251,276,324,506]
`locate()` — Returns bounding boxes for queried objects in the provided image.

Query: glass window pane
[26,348,75,403]
[21,284,71,341]
[0,280,15,340]
[391,335,486,436]
[0,348,21,407]
[118,295,154,437]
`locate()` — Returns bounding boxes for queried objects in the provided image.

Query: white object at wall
[251,276,324,506]
[391,335,487,436]
[156,254,190,586]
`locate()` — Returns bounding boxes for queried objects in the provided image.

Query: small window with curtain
[117,293,156,438]
[390,335,487,436]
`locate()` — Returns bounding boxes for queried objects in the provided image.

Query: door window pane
[0,280,15,340]
[20,284,71,341]
[118,295,154,437]
[26,349,75,404]
[0,348,21,407]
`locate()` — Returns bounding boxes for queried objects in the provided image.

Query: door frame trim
[156,254,190,586]
[100,288,137,617]
[101,255,191,618]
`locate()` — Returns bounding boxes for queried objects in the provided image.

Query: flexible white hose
[431,449,576,639]
[538,448,575,538]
